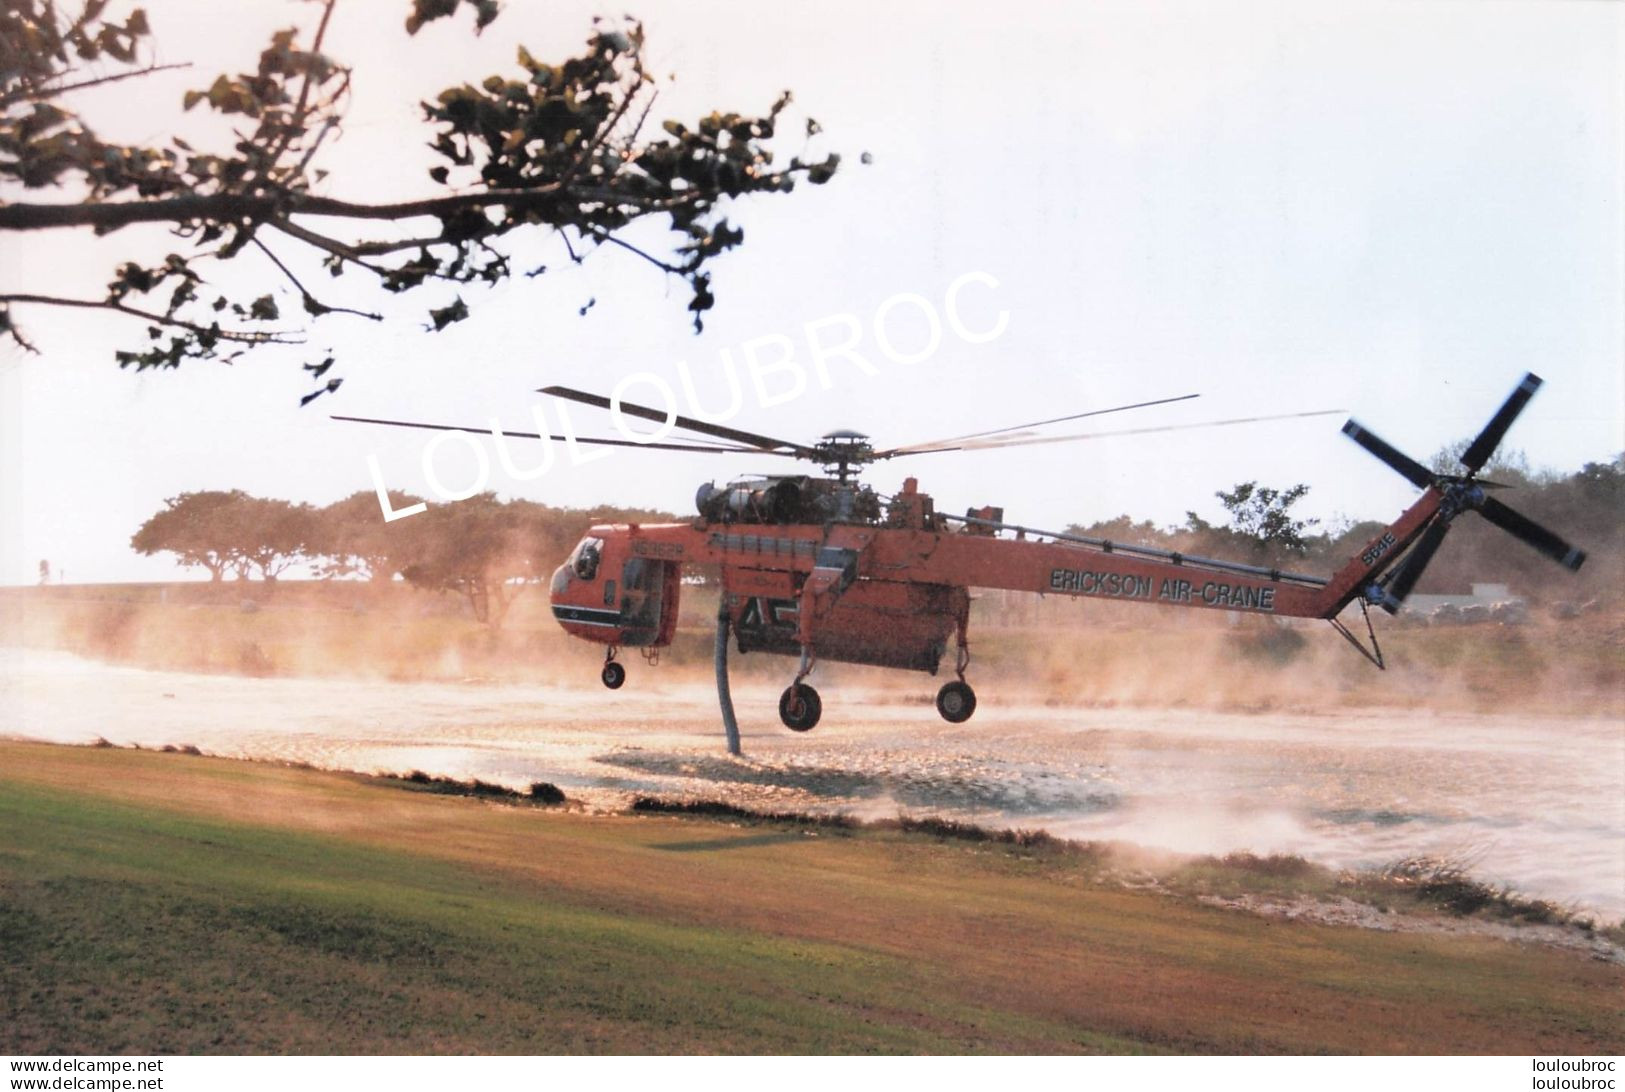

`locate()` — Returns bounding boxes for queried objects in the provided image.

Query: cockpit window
[569,536,603,581]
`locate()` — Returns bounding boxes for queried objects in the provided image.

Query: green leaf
[206,75,233,109]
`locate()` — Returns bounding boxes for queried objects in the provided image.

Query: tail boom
[1307,490,1448,618]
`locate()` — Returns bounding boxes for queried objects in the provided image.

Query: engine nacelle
[696,477,806,524]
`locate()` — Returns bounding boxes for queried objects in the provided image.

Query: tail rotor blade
[1460,373,1542,475]
[1381,520,1451,611]
[1478,495,1587,571]
[1342,420,1435,489]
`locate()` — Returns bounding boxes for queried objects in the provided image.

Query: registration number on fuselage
[1360,532,1398,567]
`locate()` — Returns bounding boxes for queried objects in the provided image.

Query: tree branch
[265,218,461,285]
[251,237,381,321]
[0,176,733,232]
[0,308,41,354]
[288,70,352,181]
[335,233,446,258]
[266,0,339,168]
[0,8,836,371]
[264,217,387,274]
[552,81,644,192]
[624,87,660,148]
[0,294,303,344]
[579,225,683,274]
[1,62,192,107]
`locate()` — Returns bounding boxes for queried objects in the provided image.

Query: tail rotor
[1343,372,1586,615]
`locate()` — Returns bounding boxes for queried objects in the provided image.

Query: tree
[309,489,425,581]
[1571,457,1624,497]
[226,496,315,582]
[0,0,839,384]
[1428,441,1540,487]
[1063,514,1174,548]
[1187,481,1319,557]
[131,489,248,580]
[1326,518,1390,560]
[131,490,314,581]
[395,493,547,628]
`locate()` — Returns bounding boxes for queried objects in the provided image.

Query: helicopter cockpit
[549,531,681,655]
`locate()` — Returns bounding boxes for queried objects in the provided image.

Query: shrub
[528,782,566,805]
[1217,851,1317,878]
[1368,855,1567,922]
[629,797,857,829]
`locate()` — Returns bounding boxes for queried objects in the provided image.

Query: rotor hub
[814,430,875,482]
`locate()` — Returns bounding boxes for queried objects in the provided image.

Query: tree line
[130,490,673,627]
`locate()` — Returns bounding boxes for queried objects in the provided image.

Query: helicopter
[338,372,1585,755]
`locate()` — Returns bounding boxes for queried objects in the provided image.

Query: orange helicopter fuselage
[548,476,1446,674]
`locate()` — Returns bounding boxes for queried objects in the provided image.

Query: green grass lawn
[1,741,1620,1054]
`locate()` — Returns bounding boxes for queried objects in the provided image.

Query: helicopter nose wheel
[935,680,976,723]
[936,622,976,723]
[601,648,626,690]
[778,683,822,732]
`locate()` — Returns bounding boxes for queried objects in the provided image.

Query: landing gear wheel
[601,661,626,690]
[935,680,976,723]
[778,684,822,732]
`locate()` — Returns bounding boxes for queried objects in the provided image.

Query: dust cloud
[1,584,1620,917]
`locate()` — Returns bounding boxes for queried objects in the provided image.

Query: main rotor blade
[331,414,794,455]
[1341,420,1435,489]
[1461,372,1542,475]
[876,393,1200,457]
[539,385,819,458]
[888,409,1346,456]
[1478,495,1587,570]
[1382,519,1450,611]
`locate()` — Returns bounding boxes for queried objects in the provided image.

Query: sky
[1,0,1620,584]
